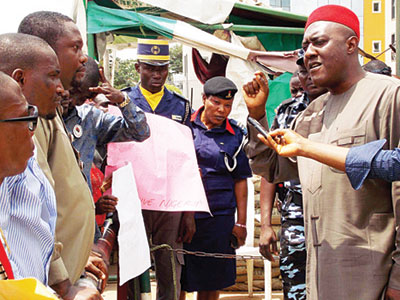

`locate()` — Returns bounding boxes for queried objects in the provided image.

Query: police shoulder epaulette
[172,91,190,103]
[230,119,247,135]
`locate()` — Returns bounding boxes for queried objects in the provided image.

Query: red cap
[305,5,360,38]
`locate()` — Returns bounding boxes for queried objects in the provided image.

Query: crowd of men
[1,3,400,300]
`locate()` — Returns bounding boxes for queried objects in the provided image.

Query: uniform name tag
[171,115,182,121]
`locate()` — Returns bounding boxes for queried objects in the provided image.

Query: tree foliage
[169,44,182,74]
[113,58,139,90]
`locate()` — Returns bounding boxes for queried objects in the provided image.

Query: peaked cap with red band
[305,5,360,39]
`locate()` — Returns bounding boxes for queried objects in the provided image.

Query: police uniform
[181,77,252,292]
[271,92,309,300]
[123,39,191,300]
[123,85,191,127]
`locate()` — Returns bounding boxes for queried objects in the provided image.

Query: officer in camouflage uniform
[270,51,327,300]
[272,72,307,300]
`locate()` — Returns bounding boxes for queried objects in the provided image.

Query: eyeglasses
[0,105,38,131]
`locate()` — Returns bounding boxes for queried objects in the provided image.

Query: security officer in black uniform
[123,39,195,300]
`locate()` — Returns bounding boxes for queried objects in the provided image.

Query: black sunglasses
[0,105,38,131]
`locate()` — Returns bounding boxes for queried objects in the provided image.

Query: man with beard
[18,12,103,300]
[244,5,400,300]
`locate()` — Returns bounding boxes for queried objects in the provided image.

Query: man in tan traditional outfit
[18,12,102,300]
[244,5,400,300]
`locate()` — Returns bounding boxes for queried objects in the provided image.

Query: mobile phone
[248,117,269,139]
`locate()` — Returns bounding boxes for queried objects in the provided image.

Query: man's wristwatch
[118,92,130,108]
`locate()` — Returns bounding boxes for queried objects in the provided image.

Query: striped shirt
[0,156,57,285]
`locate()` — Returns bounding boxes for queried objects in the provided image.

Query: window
[372,41,381,53]
[269,0,290,11]
[372,1,381,13]
[392,0,396,19]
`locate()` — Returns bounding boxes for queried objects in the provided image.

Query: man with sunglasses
[0,71,57,285]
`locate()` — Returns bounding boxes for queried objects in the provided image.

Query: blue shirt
[64,101,150,190]
[191,107,252,218]
[123,85,192,127]
[0,156,57,284]
[345,139,400,189]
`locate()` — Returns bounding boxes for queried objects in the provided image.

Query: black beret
[204,76,238,100]
[296,49,305,66]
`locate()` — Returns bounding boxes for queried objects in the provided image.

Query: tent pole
[87,33,98,60]
[192,24,304,34]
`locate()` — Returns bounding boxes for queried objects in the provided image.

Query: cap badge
[151,45,160,55]
[226,90,232,99]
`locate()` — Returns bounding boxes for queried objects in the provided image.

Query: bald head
[0,71,25,115]
[0,33,63,120]
[0,33,57,75]
[0,71,35,180]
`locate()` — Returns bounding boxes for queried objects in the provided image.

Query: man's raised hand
[242,71,269,120]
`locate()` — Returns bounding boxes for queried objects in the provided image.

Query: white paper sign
[112,163,151,285]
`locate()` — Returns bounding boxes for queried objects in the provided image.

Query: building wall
[385,0,396,71]
[182,46,210,109]
[363,0,386,64]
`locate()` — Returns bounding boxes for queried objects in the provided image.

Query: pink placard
[107,111,210,213]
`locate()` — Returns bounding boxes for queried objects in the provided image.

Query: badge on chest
[73,124,83,139]
[171,115,182,122]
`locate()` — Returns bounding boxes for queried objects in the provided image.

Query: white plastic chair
[236,178,272,298]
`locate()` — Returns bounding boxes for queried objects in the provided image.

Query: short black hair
[18,11,73,51]
[70,56,100,101]
[0,33,54,75]
[362,60,392,76]
[71,56,100,91]
[82,56,100,89]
